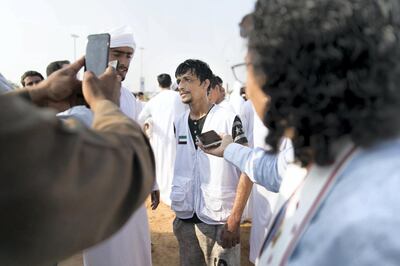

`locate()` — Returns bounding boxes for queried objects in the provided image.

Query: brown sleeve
[0,96,155,265]
[6,88,32,102]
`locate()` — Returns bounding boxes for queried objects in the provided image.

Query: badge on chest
[178,135,187,144]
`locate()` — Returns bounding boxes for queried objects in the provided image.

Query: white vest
[171,105,240,224]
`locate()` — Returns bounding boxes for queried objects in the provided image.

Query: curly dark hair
[246,0,400,166]
[175,59,213,87]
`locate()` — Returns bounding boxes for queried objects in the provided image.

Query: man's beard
[117,66,129,81]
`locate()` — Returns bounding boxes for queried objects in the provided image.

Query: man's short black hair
[20,71,44,87]
[210,75,223,89]
[175,59,213,86]
[246,0,400,166]
[157,73,172,88]
[46,60,70,77]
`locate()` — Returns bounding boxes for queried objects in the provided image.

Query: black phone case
[198,130,222,148]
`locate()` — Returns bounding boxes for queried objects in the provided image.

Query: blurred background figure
[46,60,71,77]
[20,70,44,88]
[139,73,187,206]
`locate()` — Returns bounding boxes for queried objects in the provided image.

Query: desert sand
[59,199,254,266]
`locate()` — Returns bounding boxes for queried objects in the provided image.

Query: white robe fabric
[120,87,143,120]
[238,100,256,221]
[0,73,13,93]
[83,86,151,266]
[248,104,279,264]
[217,98,235,114]
[240,100,255,148]
[138,89,187,206]
[247,105,296,263]
[228,81,245,115]
[57,105,93,126]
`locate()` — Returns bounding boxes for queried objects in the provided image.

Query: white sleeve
[138,101,151,126]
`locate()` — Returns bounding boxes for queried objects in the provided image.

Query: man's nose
[119,55,131,66]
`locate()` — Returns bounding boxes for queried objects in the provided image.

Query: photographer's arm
[0,64,155,265]
[201,135,286,192]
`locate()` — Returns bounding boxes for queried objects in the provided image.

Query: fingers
[221,227,231,248]
[150,191,159,210]
[100,66,122,83]
[197,142,205,151]
[151,201,159,210]
[104,66,115,75]
[68,56,85,74]
[222,134,233,143]
[220,224,240,249]
[83,71,97,85]
[223,233,239,249]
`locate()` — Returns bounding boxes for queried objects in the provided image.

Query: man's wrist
[90,98,115,112]
[226,213,241,231]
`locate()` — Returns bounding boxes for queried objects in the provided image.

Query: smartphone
[85,33,110,76]
[197,130,222,148]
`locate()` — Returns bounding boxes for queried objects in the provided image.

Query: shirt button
[194,122,197,125]
[194,130,197,133]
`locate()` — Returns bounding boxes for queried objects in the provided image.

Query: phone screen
[198,130,222,148]
[85,33,110,76]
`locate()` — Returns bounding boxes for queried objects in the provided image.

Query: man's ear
[203,79,210,91]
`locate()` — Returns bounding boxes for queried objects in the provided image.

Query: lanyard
[258,144,357,266]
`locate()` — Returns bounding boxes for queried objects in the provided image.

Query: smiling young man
[171,59,252,266]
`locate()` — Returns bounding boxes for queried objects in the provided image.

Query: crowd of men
[2,0,400,265]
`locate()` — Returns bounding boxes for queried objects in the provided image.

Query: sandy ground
[59,199,254,266]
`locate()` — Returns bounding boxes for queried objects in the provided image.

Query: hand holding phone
[198,134,234,157]
[197,130,222,148]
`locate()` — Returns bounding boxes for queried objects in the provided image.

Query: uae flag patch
[178,135,187,144]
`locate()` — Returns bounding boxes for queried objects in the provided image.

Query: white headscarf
[108,25,136,50]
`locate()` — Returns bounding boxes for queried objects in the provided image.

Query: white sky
[0,0,255,92]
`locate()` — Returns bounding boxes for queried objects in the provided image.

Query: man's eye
[177,80,181,85]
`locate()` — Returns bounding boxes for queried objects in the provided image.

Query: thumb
[104,66,115,75]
